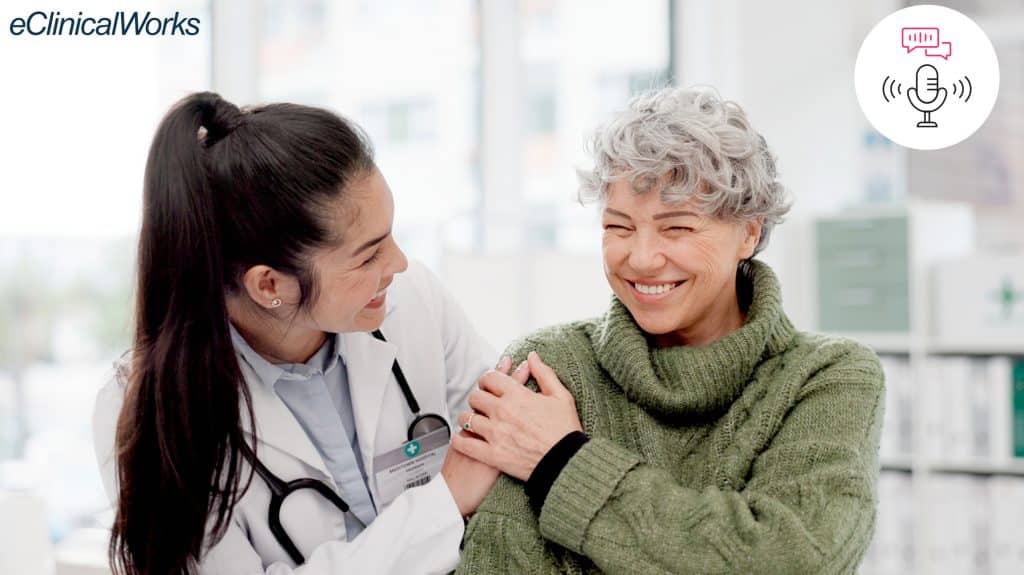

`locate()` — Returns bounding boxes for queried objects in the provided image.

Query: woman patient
[451,86,884,574]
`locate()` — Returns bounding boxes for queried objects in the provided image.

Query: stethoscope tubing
[244,329,450,565]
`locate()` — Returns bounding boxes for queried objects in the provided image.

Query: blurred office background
[0,0,1022,573]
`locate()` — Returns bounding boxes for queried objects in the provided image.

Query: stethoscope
[246,329,451,565]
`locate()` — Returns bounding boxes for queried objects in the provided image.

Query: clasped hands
[451,352,583,482]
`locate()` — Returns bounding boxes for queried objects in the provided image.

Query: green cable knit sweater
[457,260,885,574]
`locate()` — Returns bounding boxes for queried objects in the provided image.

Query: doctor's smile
[364,286,388,309]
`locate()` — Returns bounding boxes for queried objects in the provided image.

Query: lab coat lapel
[241,373,333,479]
[343,300,400,488]
[343,330,396,476]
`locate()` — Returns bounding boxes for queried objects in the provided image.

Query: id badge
[373,426,449,507]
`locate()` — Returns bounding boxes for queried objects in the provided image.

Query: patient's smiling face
[600,179,761,347]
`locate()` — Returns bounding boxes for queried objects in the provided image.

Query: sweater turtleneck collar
[586,259,797,418]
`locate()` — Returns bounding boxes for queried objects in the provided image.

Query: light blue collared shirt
[230,325,377,538]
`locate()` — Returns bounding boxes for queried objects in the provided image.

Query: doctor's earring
[270,298,282,308]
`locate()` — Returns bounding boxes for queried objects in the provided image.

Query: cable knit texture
[456,259,885,574]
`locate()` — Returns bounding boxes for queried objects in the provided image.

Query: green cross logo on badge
[404,441,420,458]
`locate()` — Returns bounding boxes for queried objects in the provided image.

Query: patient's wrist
[525,430,589,512]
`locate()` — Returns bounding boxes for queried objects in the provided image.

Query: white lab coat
[92,261,496,575]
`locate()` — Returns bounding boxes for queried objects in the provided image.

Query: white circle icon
[855,4,1000,151]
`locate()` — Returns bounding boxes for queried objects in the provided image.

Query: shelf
[880,457,913,472]
[880,457,1024,477]
[925,341,1024,356]
[827,333,1024,356]
[927,460,1024,477]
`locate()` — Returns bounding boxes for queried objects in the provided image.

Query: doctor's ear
[241,265,300,310]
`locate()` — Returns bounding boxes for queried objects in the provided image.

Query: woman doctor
[91,92,520,575]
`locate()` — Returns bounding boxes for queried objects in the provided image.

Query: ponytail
[110,93,254,575]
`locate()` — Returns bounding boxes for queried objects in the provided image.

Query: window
[520,0,672,252]
[259,0,481,267]
[0,0,212,542]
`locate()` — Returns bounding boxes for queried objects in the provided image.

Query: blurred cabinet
[816,214,911,331]
[815,203,974,334]
[815,203,1024,575]
[932,254,1024,348]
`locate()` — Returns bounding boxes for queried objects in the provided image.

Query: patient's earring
[270,298,282,308]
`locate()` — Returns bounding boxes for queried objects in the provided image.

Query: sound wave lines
[882,76,904,102]
[951,75,973,102]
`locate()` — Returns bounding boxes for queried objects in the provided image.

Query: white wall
[442,251,611,353]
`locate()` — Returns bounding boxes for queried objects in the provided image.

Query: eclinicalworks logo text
[8,11,201,37]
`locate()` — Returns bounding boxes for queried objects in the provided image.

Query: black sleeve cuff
[525,430,589,512]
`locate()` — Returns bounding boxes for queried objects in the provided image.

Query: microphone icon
[907,64,947,127]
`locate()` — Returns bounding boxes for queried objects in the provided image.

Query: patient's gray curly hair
[577,86,791,257]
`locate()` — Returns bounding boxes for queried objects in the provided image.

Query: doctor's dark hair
[110,92,374,575]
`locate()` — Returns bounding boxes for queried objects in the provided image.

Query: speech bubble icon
[925,41,953,60]
[901,27,940,52]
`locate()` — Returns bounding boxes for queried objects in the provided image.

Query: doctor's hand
[441,356,529,517]
[451,351,582,482]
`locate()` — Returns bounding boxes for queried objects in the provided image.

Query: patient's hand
[451,352,583,481]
